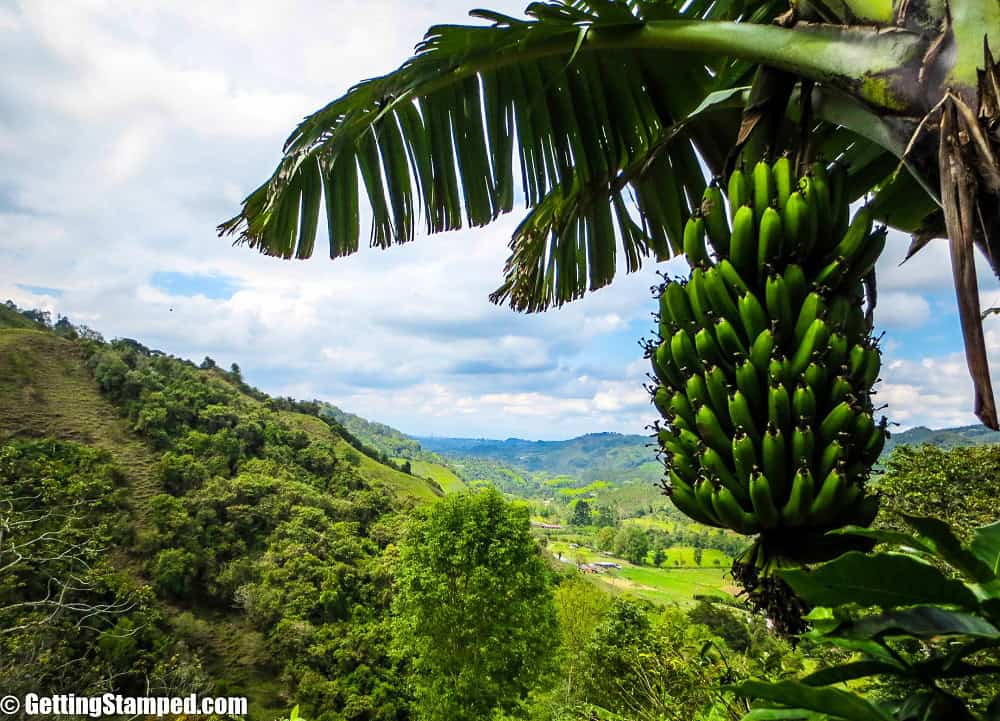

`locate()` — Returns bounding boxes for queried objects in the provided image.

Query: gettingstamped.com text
[0,693,247,717]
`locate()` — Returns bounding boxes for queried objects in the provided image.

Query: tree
[570,498,591,526]
[613,525,650,566]
[222,0,1000,426]
[392,489,557,721]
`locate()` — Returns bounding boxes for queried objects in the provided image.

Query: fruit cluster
[649,158,888,566]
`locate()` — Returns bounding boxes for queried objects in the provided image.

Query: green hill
[419,432,661,485]
[0,318,444,718]
[884,424,999,454]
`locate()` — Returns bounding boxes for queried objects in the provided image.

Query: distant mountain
[418,423,1000,486]
[320,403,433,461]
[883,424,999,455]
[418,432,662,484]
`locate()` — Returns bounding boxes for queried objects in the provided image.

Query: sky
[1,1,999,441]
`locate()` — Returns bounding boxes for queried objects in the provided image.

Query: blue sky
[1,1,998,439]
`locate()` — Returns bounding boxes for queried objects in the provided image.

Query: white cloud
[1,1,998,439]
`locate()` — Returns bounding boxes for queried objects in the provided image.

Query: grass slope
[0,330,160,513]
[547,540,731,606]
[399,458,466,494]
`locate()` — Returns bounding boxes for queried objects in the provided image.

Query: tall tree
[222,0,1000,427]
[392,489,557,721]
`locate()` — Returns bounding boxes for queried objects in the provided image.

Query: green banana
[671,328,702,375]
[696,477,724,525]
[789,318,831,377]
[701,184,731,256]
[749,328,776,372]
[772,155,793,211]
[793,292,827,344]
[715,317,749,359]
[809,161,833,250]
[696,404,733,459]
[803,361,827,397]
[842,226,887,287]
[768,355,788,387]
[817,439,845,479]
[783,263,808,308]
[767,383,792,433]
[861,347,881,388]
[728,389,760,440]
[808,467,847,525]
[718,259,750,296]
[669,390,697,429]
[728,166,749,211]
[828,375,854,408]
[792,383,817,422]
[797,175,820,257]
[670,473,721,527]
[738,291,769,341]
[685,373,711,410]
[684,214,712,268]
[701,447,749,505]
[732,431,758,485]
[695,327,727,371]
[791,424,815,467]
[765,274,794,343]
[749,470,781,529]
[826,205,874,266]
[661,282,695,333]
[653,343,684,389]
[826,332,849,373]
[782,191,809,249]
[818,400,855,446]
[669,450,699,483]
[735,358,764,412]
[712,487,759,533]
[704,365,732,429]
[757,206,784,278]
[762,423,789,502]
[703,267,741,327]
[752,159,774,226]
[729,205,757,279]
[829,161,849,242]
[653,386,671,416]
[687,269,711,329]
[781,466,815,526]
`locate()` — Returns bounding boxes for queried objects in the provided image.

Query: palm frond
[218,0,789,310]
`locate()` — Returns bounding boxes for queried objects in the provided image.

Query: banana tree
[220,0,1000,429]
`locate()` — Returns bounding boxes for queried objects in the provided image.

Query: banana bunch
[649,157,888,567]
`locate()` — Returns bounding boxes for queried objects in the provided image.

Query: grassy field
[548,540,733,606]
[398,458,466,494]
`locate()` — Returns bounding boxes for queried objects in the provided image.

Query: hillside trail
[0,330,161,518]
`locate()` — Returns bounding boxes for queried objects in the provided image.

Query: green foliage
[0,440,205,700]
[877,443,1000,534]
[392,489,557,721]
[736,516,1000,720]
[613,525,651,566]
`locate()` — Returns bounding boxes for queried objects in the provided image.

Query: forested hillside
[0,307,444,719]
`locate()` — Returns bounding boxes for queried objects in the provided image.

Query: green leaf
[972,522,1000,576]
[834,606,1000,640]
[730,680,895,721]
[802,660,904,686]
[743,709,827,720]
[779,552,980,610]
[902,514,995,582]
